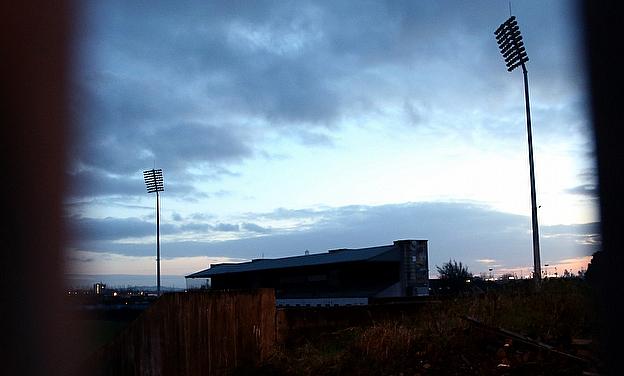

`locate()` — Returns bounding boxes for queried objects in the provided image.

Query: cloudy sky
[66,0,599,288]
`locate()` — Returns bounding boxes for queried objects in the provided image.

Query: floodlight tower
[495,16,541,287]
[143,168,164,296]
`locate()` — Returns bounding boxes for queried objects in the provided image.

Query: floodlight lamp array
[143,169,164,193]
[495,16,529,72]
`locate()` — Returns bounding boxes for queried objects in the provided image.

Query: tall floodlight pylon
[495,16,542,287]
[143,168,164,296]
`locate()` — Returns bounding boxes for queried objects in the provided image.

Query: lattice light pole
[143,168,164,296]
[495,16,541,287]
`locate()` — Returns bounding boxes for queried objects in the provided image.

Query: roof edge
[185,241,420,278]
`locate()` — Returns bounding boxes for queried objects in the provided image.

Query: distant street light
[143,168,164,296]
[494,15,542,288]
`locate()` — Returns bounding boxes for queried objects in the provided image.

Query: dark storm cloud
[76,202,599,274]
[68,215,250,243]
[541,222,600,237]
[70,216,155,241]
[71,0,586,199]
[71,84,253,175]
[164,123,251,163]
[66,170,144,198]
[565,168,599,199]
[241,222,272,234]
[214,223,240,232]
[67,168,203,200]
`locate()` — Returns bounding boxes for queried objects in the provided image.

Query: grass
[234,278,602,375]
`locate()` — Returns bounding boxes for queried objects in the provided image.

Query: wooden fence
[90,289,276,376]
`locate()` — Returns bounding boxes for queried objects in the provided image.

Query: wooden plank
[91,289,276,375]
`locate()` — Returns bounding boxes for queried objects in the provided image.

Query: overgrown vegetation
[233,278,602,375]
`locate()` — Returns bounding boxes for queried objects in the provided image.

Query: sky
[65,0,599,288]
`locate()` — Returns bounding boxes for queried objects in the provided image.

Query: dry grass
[235,278,601,376]
[355,323,421,363]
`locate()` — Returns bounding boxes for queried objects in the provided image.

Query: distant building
[186,239,429,306]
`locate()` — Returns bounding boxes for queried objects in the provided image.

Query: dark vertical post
[143,168,164,296]
[156,190,161,296]
[522,63,542,286]
[495,16,541,288]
